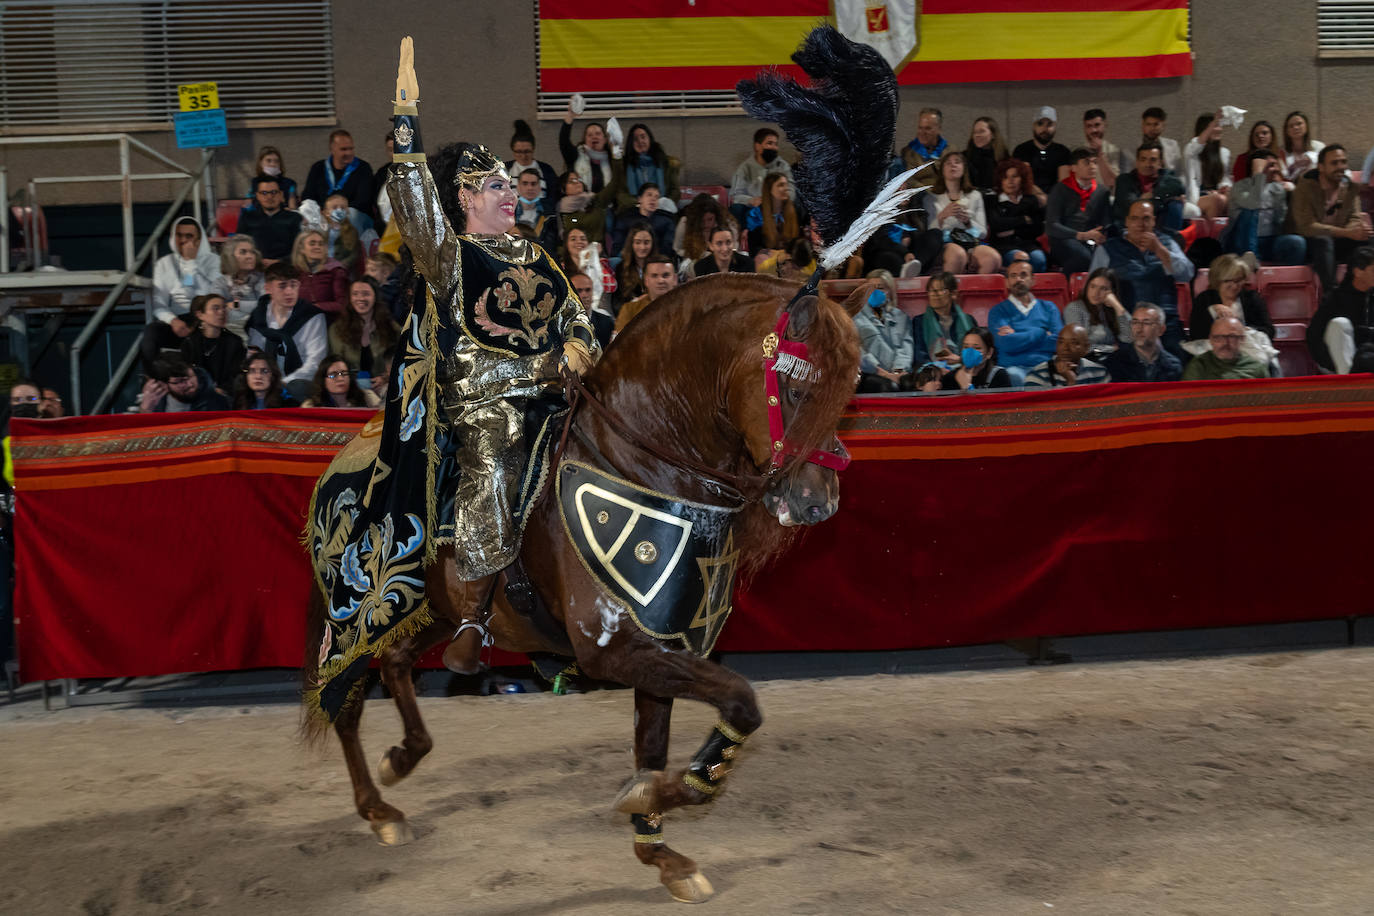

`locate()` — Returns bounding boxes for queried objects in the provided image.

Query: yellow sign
[177,82,219,112]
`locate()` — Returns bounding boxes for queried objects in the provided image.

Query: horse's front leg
[628,689,714,903]
[376,619,451,786]
[333,691,414,847]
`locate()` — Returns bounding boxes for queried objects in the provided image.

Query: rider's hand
[395,36,419,104]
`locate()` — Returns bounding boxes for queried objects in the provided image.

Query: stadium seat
[1176,281,1193,326]
[1035,272,1069,309]
[1273,323,1319,377]
[216,198,249,237]
[1257,266,1321,322]
[678,185,730,211]
[1068,271,1088,300]
[952,274,1008,326]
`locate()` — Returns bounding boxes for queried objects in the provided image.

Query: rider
[388,37,599,673]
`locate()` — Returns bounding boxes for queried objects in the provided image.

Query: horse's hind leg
[376,620,450,787]
[333,693,414,846]
[628,689,715,904]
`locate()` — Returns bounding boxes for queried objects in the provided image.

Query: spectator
[901,107,948,171]
[238,176,303,263]
[1081,108,1126,190]
[292,228,349,315]
[940,326,1012,390]
[1090,199,1194,357]
[1233,120,1283,183]
[302,355,380,408]
[558,104,615,194]
[560,226,615,313]
[302,129,374,216]
[1223,150,1306,266]
[1064,267,1130,359]
[616,123,681,212]
[613,183,675,255]
[675,193,730,264]
[7,380,42,417]
[614,255,678,333]
[1182,112,1233,220]
[1023,324,1109,387]
[551,169,621,248]
[180,294,246,394]
[987,260,1063,384]
[921,151,1001,274]
[1045,148,1111,273]
[245,262,327,402]
[38,388,64,419]
[1191,254,1276,349]
[1112,142,1187,232]
[854,270,914,392]
[152,215,220,327]
[614,223,658,308]
[748,173,804,260]
[1104,303,1184,382]
[138,355,231,413]
[322,192,364,274]
[232,352,298,409]
[1012,106,1071,205]
[691,225,754,278]
[1307,245,1374,374]
[730,127,796,226]
[914,271,977,365]
[328,277,400,383]
[513,169,554,241]
[365,251,403,314]
[254,146,299,208]
[964,117,1009,192]
[1140,107,1181,172]
[214,234,263,340]
[987,158,1047,271]
[1182,316,1270,380]
[570,271,614,350]
[1280,111,1324,182]
[1291,145,1371,292]
[506,119,561,207]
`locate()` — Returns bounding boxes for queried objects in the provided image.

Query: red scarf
[1064,176,1097,211]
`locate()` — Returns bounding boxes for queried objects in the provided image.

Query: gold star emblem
[687,531,739,653]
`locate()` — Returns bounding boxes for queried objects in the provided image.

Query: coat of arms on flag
[835,0,919,71]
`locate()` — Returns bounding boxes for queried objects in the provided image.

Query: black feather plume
[736,25,900,248]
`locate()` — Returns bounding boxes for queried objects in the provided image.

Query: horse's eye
[786,386,803,404]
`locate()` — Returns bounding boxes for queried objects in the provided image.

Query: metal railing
[0,134,216,413]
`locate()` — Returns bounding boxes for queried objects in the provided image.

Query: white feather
[818,164,932,273]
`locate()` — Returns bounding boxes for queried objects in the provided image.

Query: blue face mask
[519,195,540,207]
[961,346,984,368]
[867,289,887,308]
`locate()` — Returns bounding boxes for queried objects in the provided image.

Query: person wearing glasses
[1189,254,1275,348]
[7,381,44,419]
[138,356,231,412]
[231,353,298,409]
[1104,304,1183,382]
[1182,317,1269,380]
[913,271,976,367]
[301,355,379,408]
[238,176,304,263]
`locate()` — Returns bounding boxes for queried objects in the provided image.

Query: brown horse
[303,272,870,903]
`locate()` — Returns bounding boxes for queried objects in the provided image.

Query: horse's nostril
[806,504,824,522]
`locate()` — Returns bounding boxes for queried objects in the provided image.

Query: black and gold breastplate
[456,235,569,356]
[556,461,741,657]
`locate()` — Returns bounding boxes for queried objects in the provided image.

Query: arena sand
[3,648,1374,915]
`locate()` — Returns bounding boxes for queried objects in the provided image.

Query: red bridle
[761,309,851,474]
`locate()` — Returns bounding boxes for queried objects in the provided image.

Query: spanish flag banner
[538,0,1192,92]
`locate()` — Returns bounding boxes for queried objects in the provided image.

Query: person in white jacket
[1182,112,1234,220]
[920,151,1002,274]
[151,216,222,332]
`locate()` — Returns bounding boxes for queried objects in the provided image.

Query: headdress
[454,144,509,193]
[736,26,923,281]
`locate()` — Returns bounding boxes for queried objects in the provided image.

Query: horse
[302,271,872,903]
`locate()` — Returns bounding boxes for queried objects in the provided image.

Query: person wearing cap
[1012,107,1071,205]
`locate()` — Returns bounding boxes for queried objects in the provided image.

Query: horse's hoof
[666,871,714,904]
[613,770,663,814]
[378,750,401,787]
[371,818,414,846]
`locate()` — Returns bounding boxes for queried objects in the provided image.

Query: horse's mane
[593,273,859,576]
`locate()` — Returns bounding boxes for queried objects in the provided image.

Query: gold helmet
[454,144,509,194]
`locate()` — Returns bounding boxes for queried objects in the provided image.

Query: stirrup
[453,621,494,648]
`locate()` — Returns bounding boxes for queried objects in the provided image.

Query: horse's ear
[837,280,880,318]
[785,294,819,340]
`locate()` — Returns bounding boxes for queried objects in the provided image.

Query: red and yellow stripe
[538,0,1190,92]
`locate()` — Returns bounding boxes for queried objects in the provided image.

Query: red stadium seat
[678,185,730,211]
[1273,323,1319,377]
[1035,272,1069,309]
[1257,266,1321,322]
[1068,271,1088,300]
[952,274,1009,326]
[1176,281,1193,327]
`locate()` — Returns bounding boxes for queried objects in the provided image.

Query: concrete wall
[4,0,1371,208]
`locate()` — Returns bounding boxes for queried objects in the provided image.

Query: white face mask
[262,164,282,176]
[330,207,347,222]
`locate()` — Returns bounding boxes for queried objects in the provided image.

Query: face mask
[961,347,985,369]
[760,148,779,164]
[262,165,282,176]
[330,207,347,222]
[867,289,886,308]
[519,195,540,206]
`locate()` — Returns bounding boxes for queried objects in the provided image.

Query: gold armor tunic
[387,161,599,580]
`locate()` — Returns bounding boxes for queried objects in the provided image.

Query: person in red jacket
[291,228,349,315]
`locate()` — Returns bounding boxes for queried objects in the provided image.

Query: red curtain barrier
[12,378,1374,681]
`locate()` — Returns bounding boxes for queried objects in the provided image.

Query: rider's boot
[441,573,499,675]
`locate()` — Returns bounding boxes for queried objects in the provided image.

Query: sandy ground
[4,648,1374,915]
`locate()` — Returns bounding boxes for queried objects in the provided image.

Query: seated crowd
[19,99,1374,414]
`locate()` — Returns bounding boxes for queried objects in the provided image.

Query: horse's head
[727,279,873,529]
